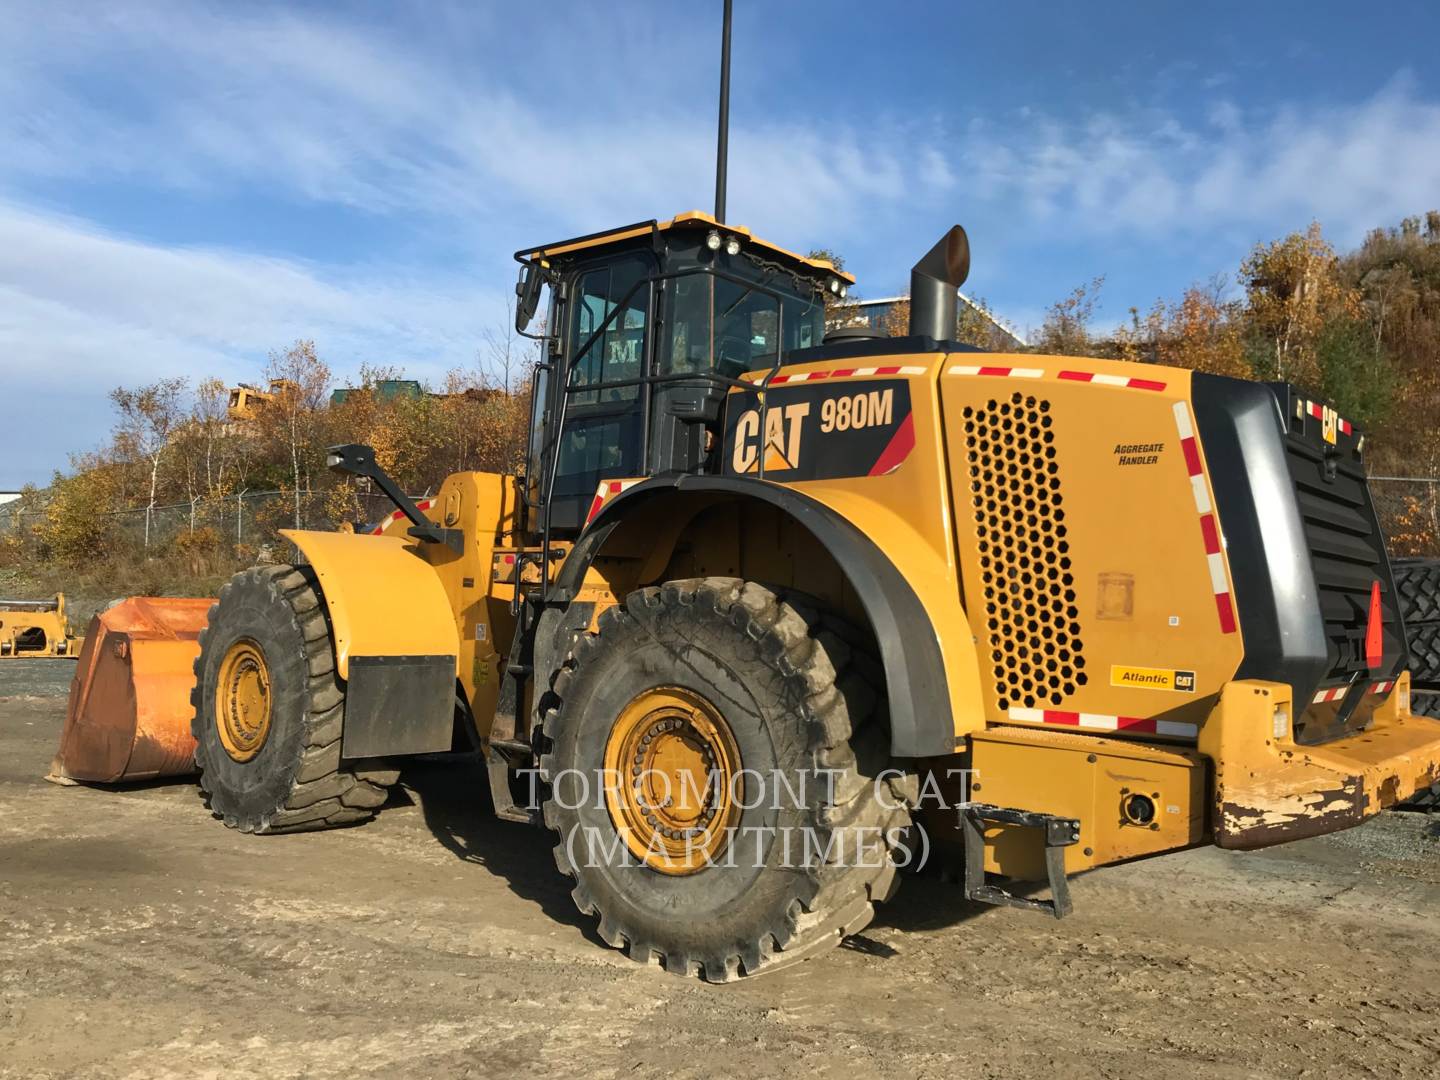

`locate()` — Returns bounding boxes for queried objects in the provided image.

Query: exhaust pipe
[908,225,971,340]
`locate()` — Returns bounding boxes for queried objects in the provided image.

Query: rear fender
[552,477,962,758]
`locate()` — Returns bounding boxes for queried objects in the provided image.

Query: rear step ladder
[960,804,1081,919]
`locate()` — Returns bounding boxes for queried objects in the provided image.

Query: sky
[3,0,1440,487]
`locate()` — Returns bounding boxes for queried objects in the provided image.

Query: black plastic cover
[1192,374,1405,722]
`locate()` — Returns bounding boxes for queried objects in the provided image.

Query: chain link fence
[0,487,422,559]
[1370,478,1440,559]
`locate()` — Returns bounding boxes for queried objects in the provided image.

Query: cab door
[543,255,653,532]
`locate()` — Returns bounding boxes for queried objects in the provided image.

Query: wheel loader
[54,210,1440,981]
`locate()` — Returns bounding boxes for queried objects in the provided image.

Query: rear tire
[537,577,911,981]
[191,565,398,833]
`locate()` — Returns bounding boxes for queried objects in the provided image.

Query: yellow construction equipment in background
[0,593,79,658]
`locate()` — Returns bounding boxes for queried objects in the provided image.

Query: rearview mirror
[515,263,543,333]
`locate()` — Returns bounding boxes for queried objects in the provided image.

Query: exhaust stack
[908,225,971,340]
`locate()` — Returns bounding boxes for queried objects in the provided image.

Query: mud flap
[341,655,456,758]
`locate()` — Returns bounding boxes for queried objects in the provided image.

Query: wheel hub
[603,686,741,875]
[216,639,272,763]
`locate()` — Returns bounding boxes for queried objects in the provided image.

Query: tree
[39,464,121,563]
[264,340,332,529]
[1151,282,1249,378]
[480,299,527,395]
[1035,277,1105,357]
[1240,223,1360,385]
[110,377,186,552]
[806,247,857,328]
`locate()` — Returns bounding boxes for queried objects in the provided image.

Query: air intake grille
[963,392,1088,710]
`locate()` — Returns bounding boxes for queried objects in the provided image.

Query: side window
[663,274,712,374]
[714,277,781,376]
[570,261,648,404]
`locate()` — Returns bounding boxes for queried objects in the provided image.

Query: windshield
[662,264,825,377]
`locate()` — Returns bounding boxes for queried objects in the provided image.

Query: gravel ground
[2,660,1438,1080]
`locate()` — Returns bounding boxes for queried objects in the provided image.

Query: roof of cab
[514,210,855,283]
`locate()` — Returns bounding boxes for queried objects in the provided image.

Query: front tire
[538,578,911,981]
[191,565,398,833]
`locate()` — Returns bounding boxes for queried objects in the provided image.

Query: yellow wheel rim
[216,639,273,763]
[603,686,742,875]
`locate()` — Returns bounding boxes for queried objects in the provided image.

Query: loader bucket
[46,597,214,784]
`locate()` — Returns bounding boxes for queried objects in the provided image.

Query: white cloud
[0,201,504,383]
[0,2,955,246]
[962,76,1440,245]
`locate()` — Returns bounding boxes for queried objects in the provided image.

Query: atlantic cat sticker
[724,380,915,480]
[1111,665,1196,693]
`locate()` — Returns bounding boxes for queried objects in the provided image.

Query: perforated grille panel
[962,391,1088,711]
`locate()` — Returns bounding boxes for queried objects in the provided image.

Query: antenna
[715,0,732,223]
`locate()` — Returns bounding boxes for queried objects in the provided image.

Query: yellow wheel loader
[62,211,1440,980]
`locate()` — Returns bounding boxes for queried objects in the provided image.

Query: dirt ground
[2,661,1438,1080]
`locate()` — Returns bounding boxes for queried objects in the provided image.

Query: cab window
[570,259,648,404]
[660,269,825,378]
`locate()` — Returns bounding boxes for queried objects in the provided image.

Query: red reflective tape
[1199,513,1221,554]
[1308,402,1323,419]
[1045,710,1081,726]
[1181,436,1203,476]
[1215,592,1237,634]
[976,366,1013,377]
[607,481,622,494]
[874,365,902,375]
[504,554,515,564]
[1057,370,1092,382]
[830,368,856,378]
[868,412,916,476]
[806,371,830,380]
[416,499,432,511]
[1114,716,1156,733]
[1129,378,1167,392]
[1340,419,1353,435]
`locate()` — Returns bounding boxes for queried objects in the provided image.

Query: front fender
[280,529,459,680]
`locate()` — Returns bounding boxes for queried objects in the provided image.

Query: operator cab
[514,211,852,533]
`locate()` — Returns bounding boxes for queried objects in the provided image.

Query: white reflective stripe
[1190,474,1211,514]
[1007,707,1045,722]
[1312,690,1328,704]
[1172,400,1195,439]
[1092,373,1129,386]
[1078,713,1119,729]
[1010,368,1045,378]
[854,367,878,376]
[949,365,982,375]
[899,366,928,375]
[1156,720,1199,738]
[1206,552,1228,593]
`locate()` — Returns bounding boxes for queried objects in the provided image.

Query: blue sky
[3,0,1439,487]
